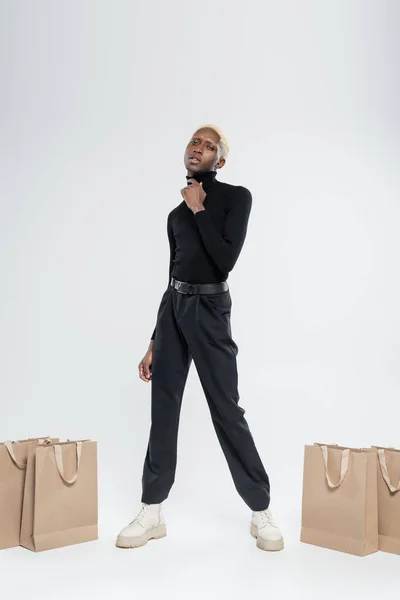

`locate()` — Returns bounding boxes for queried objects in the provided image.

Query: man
[116,125,284,552]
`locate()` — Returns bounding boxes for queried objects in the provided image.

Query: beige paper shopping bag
[372,446,400,554]
[300,443,378,556]
[0,437,54,550]
[20,440,98,552]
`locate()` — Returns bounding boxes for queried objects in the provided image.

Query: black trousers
[141,284,270,511]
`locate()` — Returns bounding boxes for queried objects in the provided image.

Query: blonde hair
[194,124,230,160]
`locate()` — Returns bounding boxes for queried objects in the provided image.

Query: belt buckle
[176,280,188,294]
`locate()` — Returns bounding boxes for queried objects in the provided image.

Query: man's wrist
[192,205,206,215]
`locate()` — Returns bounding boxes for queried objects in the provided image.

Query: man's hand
[181,178,206,214]
[138,348,152,383]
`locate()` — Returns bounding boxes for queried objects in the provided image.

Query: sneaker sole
[115,524,167,549]
[250,523,284,552]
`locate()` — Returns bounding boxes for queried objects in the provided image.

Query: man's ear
[216,158,226,170]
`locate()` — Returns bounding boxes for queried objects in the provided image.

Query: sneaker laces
[129,503,150,527]
[258,509,277,528]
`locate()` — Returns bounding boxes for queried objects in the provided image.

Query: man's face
[184,128,226,174]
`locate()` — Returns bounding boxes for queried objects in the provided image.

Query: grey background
[0,1,399,597]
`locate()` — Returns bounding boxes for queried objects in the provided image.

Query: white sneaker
[115,503,166,548]
[250,507,284,551]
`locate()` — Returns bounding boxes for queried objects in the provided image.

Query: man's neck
[186,170,217,192]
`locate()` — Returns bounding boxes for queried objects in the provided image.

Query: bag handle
[378,449,400,493]
[3,437,52,470]
[53,441,83,484]
[320,445,350,488]
[3,441,26,469]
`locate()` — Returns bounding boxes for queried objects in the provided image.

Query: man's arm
[150,212,175,341]
[193,186,252,273]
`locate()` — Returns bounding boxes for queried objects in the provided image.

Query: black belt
[170,277,229,295]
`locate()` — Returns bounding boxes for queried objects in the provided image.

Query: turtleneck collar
[186,170,217,193]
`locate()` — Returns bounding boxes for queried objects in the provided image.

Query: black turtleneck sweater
[150,171,252,339]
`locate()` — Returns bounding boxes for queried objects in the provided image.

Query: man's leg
[141,288,192,504]
[179,290,270,512]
